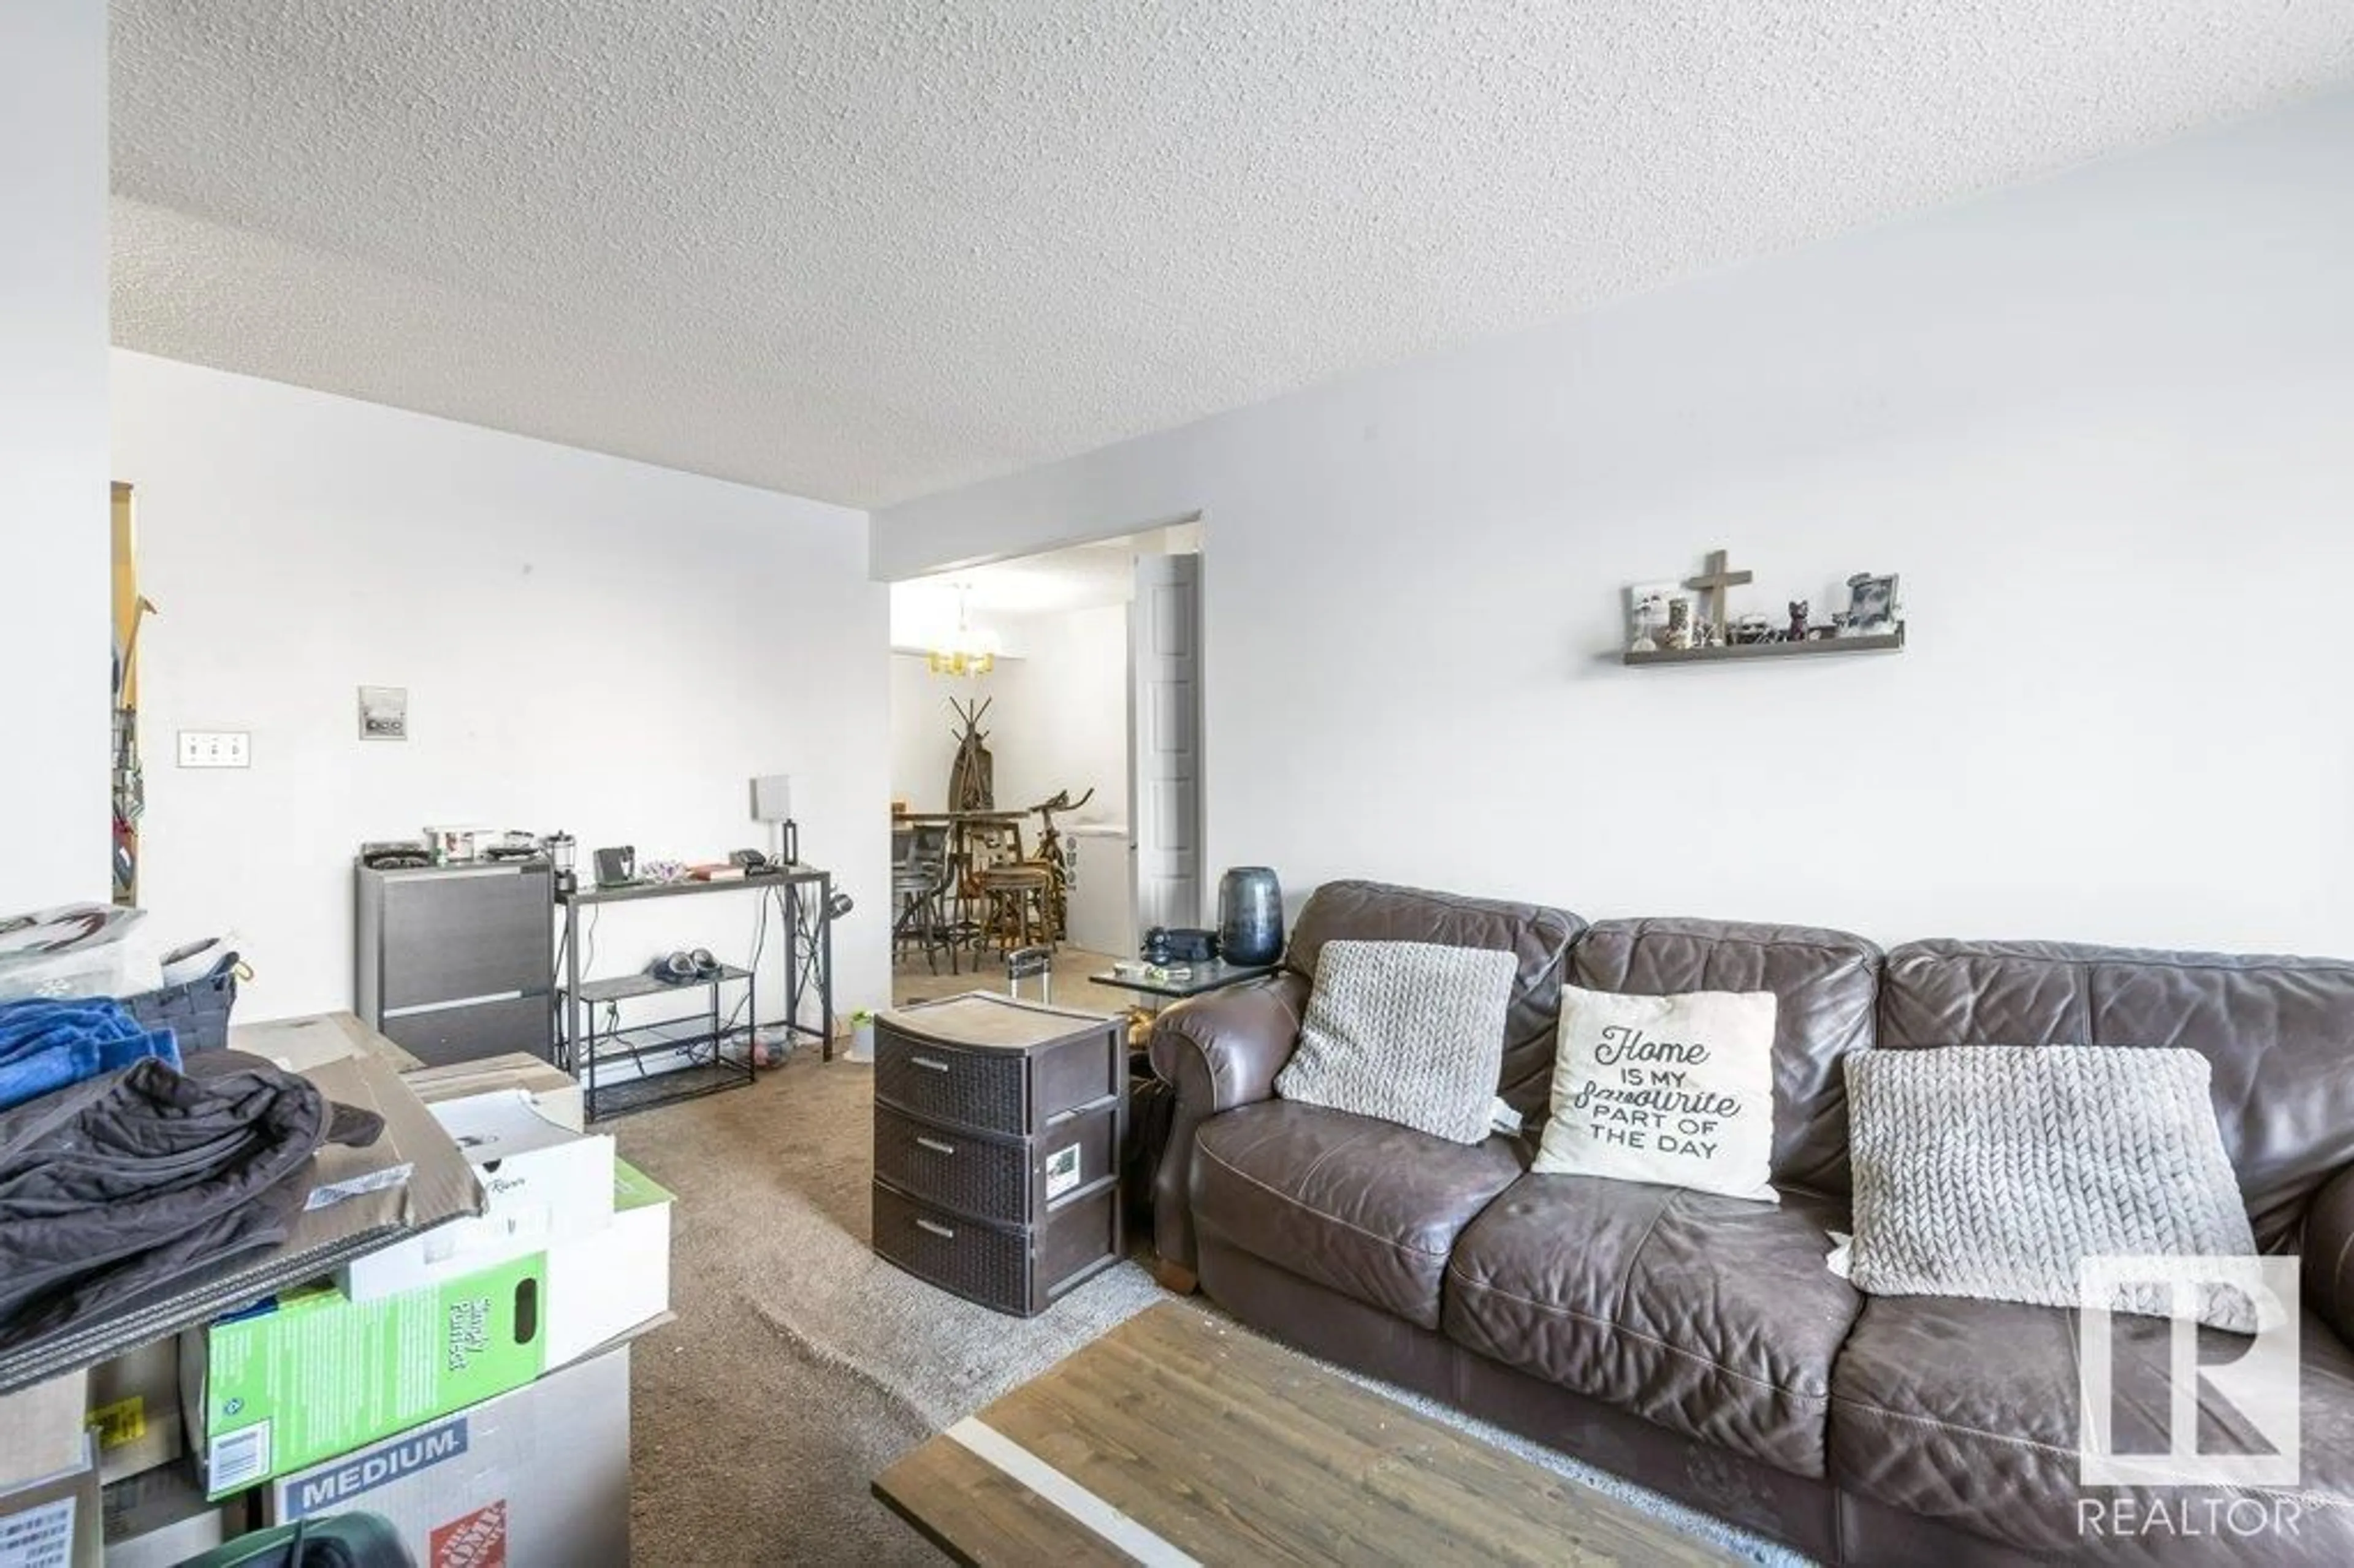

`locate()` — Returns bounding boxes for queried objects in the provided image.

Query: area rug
[612,1048,1810,1566]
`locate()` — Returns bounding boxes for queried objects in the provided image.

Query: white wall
[995,603,1129,824]
[875,92,2354,957]
[1,2,109,909]
[113,352,891,1024]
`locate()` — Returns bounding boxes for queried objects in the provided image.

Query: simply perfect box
[182,1255,548,1499]
[185,1160,671,1499]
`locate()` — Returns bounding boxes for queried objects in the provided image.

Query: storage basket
[122,955,240,1052]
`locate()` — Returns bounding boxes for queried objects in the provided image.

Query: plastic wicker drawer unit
[871,992,1125,1316]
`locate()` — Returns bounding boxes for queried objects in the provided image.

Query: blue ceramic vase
[1216,867,1284,966]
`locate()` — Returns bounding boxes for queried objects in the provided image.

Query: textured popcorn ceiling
[111,2,2354,509]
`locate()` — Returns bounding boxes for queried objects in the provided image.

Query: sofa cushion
[1277,939,1517,1143]
[1830,1293,2354,1562]
[1845,1045,2260,1331]
[1441,1174,1861,1478]
[1880,940,2354,1250]
[1573,919,1880,1198]
[1190,1100,1523,1330]
[1283,881,1585,1124]
[1533,985,1780,1203]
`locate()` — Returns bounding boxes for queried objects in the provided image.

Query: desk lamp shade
[752,774,798,863]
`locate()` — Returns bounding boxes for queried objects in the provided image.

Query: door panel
[1131,554,1203,932]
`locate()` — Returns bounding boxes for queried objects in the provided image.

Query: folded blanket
[0,997,182,1114]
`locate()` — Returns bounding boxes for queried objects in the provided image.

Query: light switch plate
[178,730,251,769]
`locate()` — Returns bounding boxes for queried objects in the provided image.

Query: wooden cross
[1682,549,1753,630]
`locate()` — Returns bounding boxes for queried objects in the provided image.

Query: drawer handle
[914,1136,957,1155]
[909,1056,951,1073]
[914,1217,956,1239]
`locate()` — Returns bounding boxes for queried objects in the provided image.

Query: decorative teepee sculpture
[947,697,995,812]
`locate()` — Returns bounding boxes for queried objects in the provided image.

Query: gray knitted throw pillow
[1845,1046,2263,1332]
[1276,940,1517,1144]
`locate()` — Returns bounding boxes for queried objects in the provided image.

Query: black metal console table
[555,867,836,1119]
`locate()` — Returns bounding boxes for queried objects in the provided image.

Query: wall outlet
[178,730,251,769]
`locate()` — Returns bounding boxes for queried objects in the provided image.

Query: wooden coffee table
[873,1301,1737,1566]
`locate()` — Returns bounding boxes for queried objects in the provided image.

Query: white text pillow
[1533,986,1778,1203]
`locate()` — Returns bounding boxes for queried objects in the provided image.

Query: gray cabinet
[357,862,553,1066]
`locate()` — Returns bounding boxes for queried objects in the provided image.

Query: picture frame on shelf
[1624,580,1679,652]
[1843,573,1900,635]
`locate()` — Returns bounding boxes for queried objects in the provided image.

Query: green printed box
[183,1254,547,1499]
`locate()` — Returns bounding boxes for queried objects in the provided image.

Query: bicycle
[1026,786,1095,943]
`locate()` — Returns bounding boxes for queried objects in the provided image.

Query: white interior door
[1130,552,1203,933]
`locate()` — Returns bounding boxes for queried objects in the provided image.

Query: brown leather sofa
[1146,880,2354,1565]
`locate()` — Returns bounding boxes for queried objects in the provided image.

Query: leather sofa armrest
[1145,972,1310,1284]
[2306,1163,2354,1346]
[1146,972,1309,1111]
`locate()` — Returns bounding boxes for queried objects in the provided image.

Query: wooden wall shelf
[1623,628,1905,666]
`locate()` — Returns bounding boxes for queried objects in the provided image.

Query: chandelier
[927,584,997,677]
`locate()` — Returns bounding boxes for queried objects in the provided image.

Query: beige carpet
[612,1032,1801,1566]
[610,1045,1165,1565]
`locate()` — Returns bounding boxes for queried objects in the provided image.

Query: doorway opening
[885,522,1203,1007]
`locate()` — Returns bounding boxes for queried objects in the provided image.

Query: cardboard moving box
[403,1054,583,1133]
[84,1341,180,1485]
[184,1255,547,1499]
[266,1346,631,1568]
[546,1160,673,1368]
[2,1374,89,1496]
[0,1022,486,1399]
[0,1440,99,1568]
[101,1461,246,1568]
[342,1094,613,1304]
[0,1376,98,1568]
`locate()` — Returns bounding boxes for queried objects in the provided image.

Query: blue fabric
[0,997,181,1114]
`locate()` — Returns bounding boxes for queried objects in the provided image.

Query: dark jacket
[0,1049,382,1346]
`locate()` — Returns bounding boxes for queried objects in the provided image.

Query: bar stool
[973,862,1053,956]
[892,825,959,974]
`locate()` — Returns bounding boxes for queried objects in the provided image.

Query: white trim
[944,1417,1201,1567]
